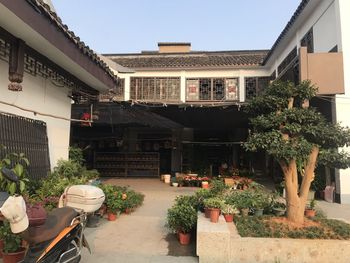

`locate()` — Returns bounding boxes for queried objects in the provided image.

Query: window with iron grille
[300,28,314,53]
[277,47,297,76]
[0,112,50,180]
[186,78,239,101]
[130,77,180,101]
[245,77,271,100]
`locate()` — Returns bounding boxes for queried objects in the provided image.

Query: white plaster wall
[270,0,337,75]
[335,0,350,203]
[313,1,337,52]
[118,68,270,103]
[0,59,71,169]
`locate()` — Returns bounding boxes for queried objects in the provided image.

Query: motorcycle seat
[21,206,79,245]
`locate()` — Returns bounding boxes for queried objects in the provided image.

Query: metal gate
[0,112,50,180]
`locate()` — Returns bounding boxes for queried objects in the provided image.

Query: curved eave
[0,0,116,92]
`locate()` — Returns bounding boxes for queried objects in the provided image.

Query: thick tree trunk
[280,147,319,224]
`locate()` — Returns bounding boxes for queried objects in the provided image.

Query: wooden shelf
[94,152,160,177]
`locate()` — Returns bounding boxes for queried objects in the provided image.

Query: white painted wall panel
[0,59,71,169]
[313,2,337,52]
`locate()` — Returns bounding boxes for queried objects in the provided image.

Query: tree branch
[299,146,319,200]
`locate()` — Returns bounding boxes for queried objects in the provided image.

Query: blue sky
[52,0,301,54]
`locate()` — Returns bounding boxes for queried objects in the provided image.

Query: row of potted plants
[98,184,144,221]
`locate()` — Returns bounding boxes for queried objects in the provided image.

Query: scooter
[0,167,104,263]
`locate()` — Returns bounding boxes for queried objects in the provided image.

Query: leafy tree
[244,80,350,224]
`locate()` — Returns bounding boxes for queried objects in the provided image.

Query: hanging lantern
[81,112,92,127]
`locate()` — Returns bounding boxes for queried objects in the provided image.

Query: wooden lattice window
[245,77,271,100]
[130,77,180,101]
[186,78,239,101]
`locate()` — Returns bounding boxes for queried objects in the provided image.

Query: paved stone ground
[81,179,199,263]
[317,201,350,223]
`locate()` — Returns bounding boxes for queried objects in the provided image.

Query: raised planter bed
[197,213,350,263]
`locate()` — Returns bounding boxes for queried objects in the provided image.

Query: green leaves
[245,80,350,170]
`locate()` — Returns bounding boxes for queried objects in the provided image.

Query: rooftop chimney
[158,42,191,53]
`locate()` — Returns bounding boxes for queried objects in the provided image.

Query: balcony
[299,47,344,94]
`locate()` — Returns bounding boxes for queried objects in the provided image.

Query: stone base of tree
[197,213,350,263]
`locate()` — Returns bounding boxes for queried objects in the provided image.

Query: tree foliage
[245,80,350,169]
[244,80,350,223]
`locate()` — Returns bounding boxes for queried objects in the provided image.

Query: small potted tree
[0,222,25,263]
[203,197,224,223]
[166,203,197,245]
[221,204,239,223]
[305,199,316,218]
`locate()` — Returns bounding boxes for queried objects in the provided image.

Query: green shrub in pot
[203,197,224,209]
[166,203,197,234]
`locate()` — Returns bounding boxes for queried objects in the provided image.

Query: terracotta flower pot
[2,247,26,263]
[107,212,117,221]
[204,207,210,218]
[178,232,191,245]
[210,208,221,223]
[305,209,316,218]
[223,214,234,223]
[202,181,209,189]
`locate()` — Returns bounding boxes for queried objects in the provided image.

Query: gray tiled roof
[106,50,268,70]
[28,0,117,81]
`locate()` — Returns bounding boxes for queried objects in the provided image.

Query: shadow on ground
[165,233,196,257]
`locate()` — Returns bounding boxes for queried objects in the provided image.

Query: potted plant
[195,188,213,216]
[305,199,316,218]
[229,190,254,216]
[203,197,224,223]
[0,222,25,263]
[251,191,270,216]
[166,203,197,245]
[171,177,178,187]
[272,201,286,216]
[100,184,123,221]
[221,204,239,223]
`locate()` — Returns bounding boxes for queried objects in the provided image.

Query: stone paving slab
[81,179,198,263]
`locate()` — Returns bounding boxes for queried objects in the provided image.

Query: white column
[124,75,130,101]
[335,0,350,203]
[180,71,186,102]
[239,72,245,102]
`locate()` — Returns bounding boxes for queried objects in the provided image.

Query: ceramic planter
[254,209,264,216]
[107,212,117,221]
[2,247,26,263]
[202,181,209,189]
[273,207,286,216]
[210,208,221,223]
[305,209,316,218]
[178,232,191,245]
[172,182,178,187]
[223,214,234,223]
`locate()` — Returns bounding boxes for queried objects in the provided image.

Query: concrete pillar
[171,129,182,174]
[334,0,350,204]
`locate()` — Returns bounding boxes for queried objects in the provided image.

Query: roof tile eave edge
[30,0,118,84]
[262,0,311,65]
[121,65,265,71]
